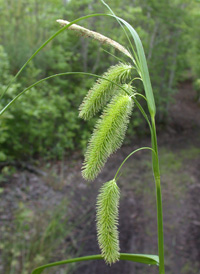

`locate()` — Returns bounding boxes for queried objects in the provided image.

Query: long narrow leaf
[114,16,156,117]
[99,1,155,116]
[31,253,159,274]
[100,0,140,68]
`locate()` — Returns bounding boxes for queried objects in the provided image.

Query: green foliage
[0,77,84,160]
[79,62,132,120]
[0,45,10,83]
[82,89,134,181]
[0,47,93,160]
[96,179,120,264]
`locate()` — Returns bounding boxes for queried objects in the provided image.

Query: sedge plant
[0,1,165,273]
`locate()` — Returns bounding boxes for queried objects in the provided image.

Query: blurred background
[0,0,200,273]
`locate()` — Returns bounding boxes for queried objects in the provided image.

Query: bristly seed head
[79,62,133,120]
[82,90,134,181]
[56,19,133,60]
[96,178,120,264]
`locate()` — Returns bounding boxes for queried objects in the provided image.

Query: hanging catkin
[79,63,132,120]
[96,179,120,264]
[82,87,134,181]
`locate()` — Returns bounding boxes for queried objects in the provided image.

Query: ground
[0,82,200,274]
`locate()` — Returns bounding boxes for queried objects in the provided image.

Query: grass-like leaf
[79,62,132,120]
[82,89,134,181]
[114,17,156,117]
[31,253,159,274]
[96,179,120,264]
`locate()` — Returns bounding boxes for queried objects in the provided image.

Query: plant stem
[155,176,165,274]
[114,147,155,180]
[151,116,165,274]
[0,72,137,117]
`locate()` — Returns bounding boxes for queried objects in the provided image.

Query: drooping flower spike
[96,178,120,264]
[82,85,134,181]
[79,62,133,120]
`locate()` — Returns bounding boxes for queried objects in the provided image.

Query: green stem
[114,147,155,180]
[134,92,147,101]
[0,71,137,117]
[101,48,126,63]
[151,116,165,274]
[155,176,165,274]
[133,98,152,131]
[128,77,142,84]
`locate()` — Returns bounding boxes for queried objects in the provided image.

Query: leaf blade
[31,253,159,274]
[114,16,156,117]
[120,253,159,265]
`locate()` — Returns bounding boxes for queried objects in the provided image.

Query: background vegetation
[0,0,199,161]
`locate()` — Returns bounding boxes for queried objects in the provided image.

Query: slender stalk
[133,98,152,131]
[151,116,165,274]
[134,92,147,101]
[114,147,155,180]
[128,77,142,84]
[0,71,135,117]
[101,48,125,63]
[155,176,165,274]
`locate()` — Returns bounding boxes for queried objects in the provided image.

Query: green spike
[82,88,134,181]
[96,179,120,264]
[79,63,132,120]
